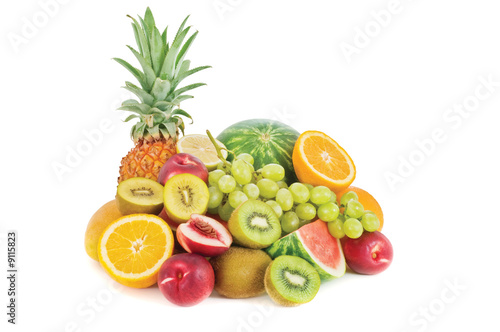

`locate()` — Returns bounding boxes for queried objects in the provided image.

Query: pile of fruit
[84,8,394,307]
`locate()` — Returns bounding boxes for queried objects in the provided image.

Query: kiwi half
[163,173,209,223]
[115,177,164,215]
[228,199,281,249]
[264,255,321,307]
[210,246,272,298]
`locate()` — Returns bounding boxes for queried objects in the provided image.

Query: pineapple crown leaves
[114,7,210,143]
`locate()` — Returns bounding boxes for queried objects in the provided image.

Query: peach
[157,253,214,307]
[157,153,208,185]
[341,231,393,275]
[176,214,232,257]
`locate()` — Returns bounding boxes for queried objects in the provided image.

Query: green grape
[214,161,223,170]
[252,169,264,183]
[228,191,248,208]
[340,191,358,206]
[243,183,260,200]
[361,212,380,232]
[217,162,231,173]
[327,218,345,239]
[289,183,310,204]
[304,183,314,192]
[329,191,337,204]
[261,164,285,182]
[276,181,288,189]
[317,202,339,222]
[266,200,283,218]
[281,211,299,233]
[208,169,226,187]
[309,186,333,205]
[276,188,294,211]
[233,184,243,192]
[218,175,237,193]
[295,203,316,220]
[345,200,364,219]
[207,206,219,215]
[257,178,279,199]
[298,219,312,228]
[246,162,255,173]
[207,186,224,209]
[231,159,253,185]
[218,201,235,221]
[235,153,254,165]
[344,218,363,239]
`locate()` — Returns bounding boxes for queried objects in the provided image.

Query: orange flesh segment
[105,220,167,274]
[304,136,350,180]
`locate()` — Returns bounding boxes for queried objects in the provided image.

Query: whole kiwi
[210,246,272,298]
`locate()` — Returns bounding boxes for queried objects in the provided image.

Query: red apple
[341,231,393,275]
[157,253,214,307]
[157,208,189,254]
[158,207,179,231]
[157,153,208,185]
[176,214,232,257]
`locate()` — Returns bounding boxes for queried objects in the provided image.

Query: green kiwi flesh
[264,255,321,306]
[115,177,164,215]
[210,246,272,299]
[228,199,281,249]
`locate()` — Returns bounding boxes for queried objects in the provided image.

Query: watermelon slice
[266,220,346,280]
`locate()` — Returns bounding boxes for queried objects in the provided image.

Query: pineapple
[116,8,210,182]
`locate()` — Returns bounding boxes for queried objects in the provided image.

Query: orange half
[336,186,384,231]
[292,131,356,193]
[98,214,174,288]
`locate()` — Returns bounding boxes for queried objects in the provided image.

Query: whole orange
[85,200,123,261]
[336,186,384,231]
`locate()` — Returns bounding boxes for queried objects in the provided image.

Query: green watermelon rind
[216,119,299,184]
[266,233,346,281]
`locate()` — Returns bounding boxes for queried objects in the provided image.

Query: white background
[2,0,500,331]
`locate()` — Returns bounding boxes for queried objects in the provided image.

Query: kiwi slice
[210,246,272,298]
[115,177,164,215]
[228,199,281,249]
[265,255,321,307]
[163,173,209,223]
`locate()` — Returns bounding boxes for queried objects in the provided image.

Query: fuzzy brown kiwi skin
[264,261,301,307]
[115,195,163,215]
[210,246,272,299]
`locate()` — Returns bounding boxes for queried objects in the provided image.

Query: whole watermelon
[217,119,299,184]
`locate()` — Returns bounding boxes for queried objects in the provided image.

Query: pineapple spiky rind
[114,8,210,143]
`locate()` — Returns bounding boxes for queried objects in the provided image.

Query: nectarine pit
[192,218,218,239]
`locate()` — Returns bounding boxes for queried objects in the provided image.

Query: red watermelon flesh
[266,220,346,280]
